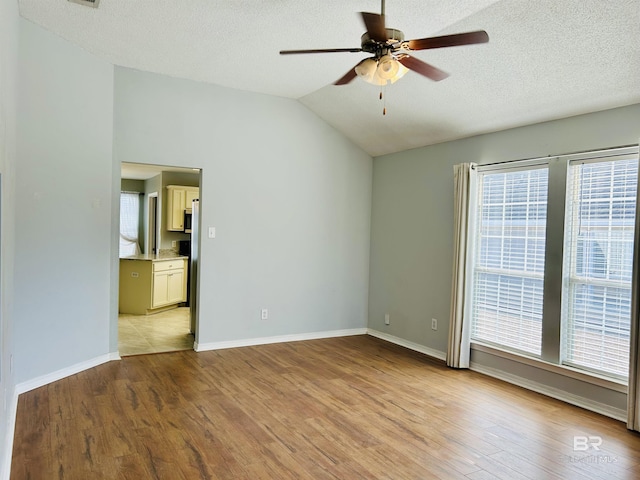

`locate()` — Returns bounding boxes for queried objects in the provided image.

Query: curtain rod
[473,143,638,169]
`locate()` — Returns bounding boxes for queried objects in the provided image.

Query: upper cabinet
[185,188,199,209]
[166,185,199,231]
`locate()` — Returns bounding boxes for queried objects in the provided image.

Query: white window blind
[471,167,549,356]
[563,157,638,378]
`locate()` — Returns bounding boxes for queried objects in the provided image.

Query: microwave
[184,209,193,233]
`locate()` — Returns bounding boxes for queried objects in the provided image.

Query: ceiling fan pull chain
[381,84,387,115]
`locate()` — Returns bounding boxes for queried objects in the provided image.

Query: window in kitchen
[468,146,639,381]
[119,192,141,257]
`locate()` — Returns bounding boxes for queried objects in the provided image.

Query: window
[562,158,638,378]
[468,147,639,381]
[120,192,141,257]
[471,166,548,356]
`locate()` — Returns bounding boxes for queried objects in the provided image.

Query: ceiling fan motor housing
[361,28,405,57]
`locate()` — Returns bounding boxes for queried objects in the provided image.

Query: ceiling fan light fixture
[355,58,378,83]
[356,55,407,86]
[376,54,399,80]
[389,63,409,84]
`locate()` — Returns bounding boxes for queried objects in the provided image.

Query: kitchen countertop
[120,252,188,261]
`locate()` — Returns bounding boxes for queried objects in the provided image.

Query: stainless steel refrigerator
[189,199,199,334]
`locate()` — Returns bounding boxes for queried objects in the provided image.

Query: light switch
[208,226,216,239]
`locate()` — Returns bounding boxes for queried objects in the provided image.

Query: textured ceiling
[19,0,640,156]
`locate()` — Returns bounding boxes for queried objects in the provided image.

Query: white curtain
[447,163,477,368]
[627,150,640,431]
[119,192,141,257]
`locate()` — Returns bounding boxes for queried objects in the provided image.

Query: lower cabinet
[119,257,187,315]
[152,267,185,308]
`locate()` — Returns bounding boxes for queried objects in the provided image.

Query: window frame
[467,146,640,384]
[561,153,639,379]
[470,162,550,358]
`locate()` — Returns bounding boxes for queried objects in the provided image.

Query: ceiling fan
[280,0,489,87]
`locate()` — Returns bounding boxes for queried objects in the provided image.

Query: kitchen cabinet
[152,260,186,308]
[119,256,188,315]
[185,188,199,209]
[166,185,199,231]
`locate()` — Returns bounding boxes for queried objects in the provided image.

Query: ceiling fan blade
[407,30,489,50]
[361,12,387,43]
[398,55,449,82]
[280,47,362,55]
[334,67,358,85]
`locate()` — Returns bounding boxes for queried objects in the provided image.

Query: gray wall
[121,178,144,192]
[0,0,19,475]
[13,19,115,383]
[369,103,640,411]
[113,67,373,345]
[11,20,371,380]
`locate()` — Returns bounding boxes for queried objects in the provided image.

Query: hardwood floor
[11,335,640,479]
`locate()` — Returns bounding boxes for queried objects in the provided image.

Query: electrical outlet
[261,308,268,320]
[431,318,438,330]
[384,313,390,325]
[172,241,177,247]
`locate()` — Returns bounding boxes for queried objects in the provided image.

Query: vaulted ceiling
[19,0,640,156]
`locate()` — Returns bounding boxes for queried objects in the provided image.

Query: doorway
[118,162,201,356]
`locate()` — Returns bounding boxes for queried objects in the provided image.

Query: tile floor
[118,307,194,356]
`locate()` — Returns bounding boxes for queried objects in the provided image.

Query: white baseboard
[2,387,19,480]
[195,328,368,352]
[366,329,447,361]
[470,362,627,422]
[15,352,120,395]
